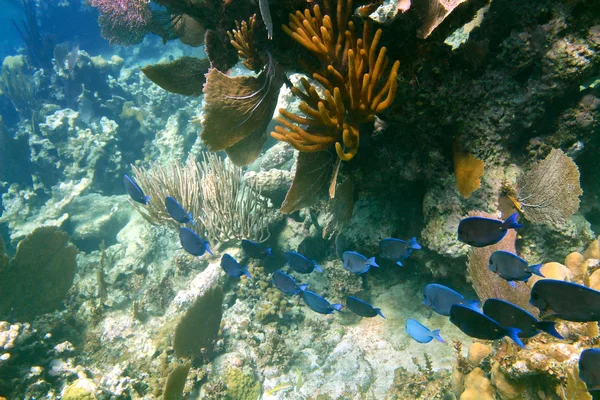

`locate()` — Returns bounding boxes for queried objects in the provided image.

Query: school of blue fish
[125,177,600,396]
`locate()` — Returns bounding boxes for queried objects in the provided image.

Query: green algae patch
[62,379,97,400]
[225,367,261,400]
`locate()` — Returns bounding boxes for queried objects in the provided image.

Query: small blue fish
[346,296,385,319]
[220,254,251,279]
[579,348,600,393]
[450,303,525,348]
[242,239,272,259]
[342,251,379,274]
[123,174,149,205]
[423,283,479,316]
[457,212,523,247]
[405,318,444,343]
[165,196,195,225]
[379,237,421,266]
[285,251,322,274]
[482,298,563,339]
[179,227,213,256]
[302,290,342,314]
[272,270,308,295]
[530,279,600,322]
[488,250,543,287]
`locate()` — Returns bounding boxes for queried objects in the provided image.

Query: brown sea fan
[512,148,582,226]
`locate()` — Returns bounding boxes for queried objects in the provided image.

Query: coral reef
[466,211,534,312]
[0,227,78,320]
[508,148,582,226]
[173,285,224,360]
[131,153,272,243]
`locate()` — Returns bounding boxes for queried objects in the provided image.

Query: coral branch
[271,0,400,162]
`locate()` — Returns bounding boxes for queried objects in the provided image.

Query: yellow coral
[271,0,400,161]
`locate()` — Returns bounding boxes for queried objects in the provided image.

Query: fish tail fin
[461,300,480,310]
[536,321,564,339]
[505,327,525,348]
[298,284,309,292]
[205,242,214,256]
[313,262,323,273]
[396,260,403,267]
[332,303,343,313]
[367,257,379,268]
[528,263,544,277]
[409,237,422,250]
[375,308,386,319]
[502,212,524,230]
[430,329,444,343]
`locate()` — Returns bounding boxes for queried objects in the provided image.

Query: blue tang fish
[488,250,543,287]
[285,251,322,274]
[482,299,563,339]
[346,296,385,319]
[450,304,525,348]
[530,279,600,322]
[579,348,600,393]
[423,283,479,316]
[165,196,195,225]
[272,270,307,295]
[457,212,523,247]
[302,290,342,314]
[179,227,213,256]
[242,239,272,259]
[220,254,251,279]
[405,318,444,343]
[123,174,149,205]
[379,237,421,266]
[342,251,379,274]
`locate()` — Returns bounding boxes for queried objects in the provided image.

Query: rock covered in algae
[62,378,97,400]
[173,285,224,360]
[224,367,261,400]
[0,226,78,320]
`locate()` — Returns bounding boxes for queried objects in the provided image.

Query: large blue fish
[450,304,525,348]
[423,283,479,316]
[179,227,213,256]
[530,279,600,322]
[379,237,421,266]
[165,196,195,225]
[242,239,272,259]
[488,250,544,287]
[579,348,600,393]
[482,299,563,339]
[285,251,322,274]
[342,251,379,274]
[272,270,307,295]
[220,254,251,279]
[302,290,342,314]
[405,318,444,343]
[457,213,523,247]
[123,174,150,205]
[346,296,385,319]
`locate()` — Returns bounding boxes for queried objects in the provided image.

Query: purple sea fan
[89,0,152,46]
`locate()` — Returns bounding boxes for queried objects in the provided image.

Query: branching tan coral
[511,148,582,226]
[130,154,270,243]
[228,15,263,72]
[271,0,400,161]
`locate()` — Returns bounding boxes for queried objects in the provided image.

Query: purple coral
[90,0,152,46]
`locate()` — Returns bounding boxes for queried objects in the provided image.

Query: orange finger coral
[271,0,400,162]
